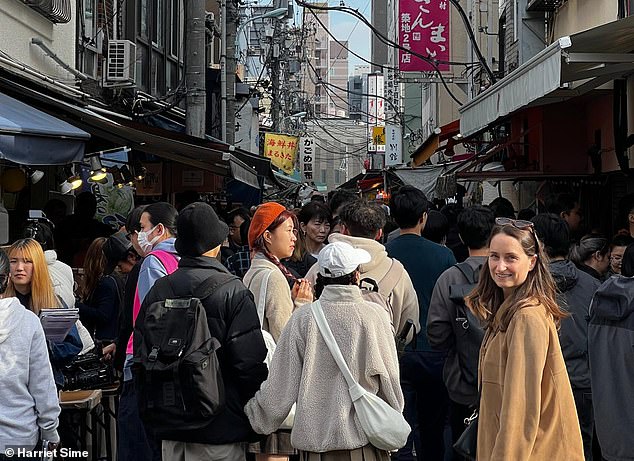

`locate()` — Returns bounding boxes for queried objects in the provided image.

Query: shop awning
[393,166,448,199]
[0,79,259,188]
[460,16,634,137]
[0,91,89,165]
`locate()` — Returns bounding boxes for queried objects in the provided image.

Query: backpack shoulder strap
[454,261,479,285]
[377,259,404,298]
[193,272,237,301]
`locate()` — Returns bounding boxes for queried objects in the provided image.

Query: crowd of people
[0,188,633,461]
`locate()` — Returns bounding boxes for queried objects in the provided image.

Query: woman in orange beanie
[244,202,313,460]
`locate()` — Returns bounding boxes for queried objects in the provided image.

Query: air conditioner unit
[106,40,136,85]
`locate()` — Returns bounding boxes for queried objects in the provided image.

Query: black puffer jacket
[550,260,600,389]
[139,255,268,444]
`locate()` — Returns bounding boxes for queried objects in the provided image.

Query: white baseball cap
[318,241,371,278]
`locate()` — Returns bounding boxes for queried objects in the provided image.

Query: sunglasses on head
[495,217,535,231]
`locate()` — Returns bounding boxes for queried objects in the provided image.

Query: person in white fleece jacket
[245,242,404,461]
[0,249,60,454]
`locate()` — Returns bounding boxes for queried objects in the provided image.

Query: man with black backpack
[427,205,495,459]
[133,202,268,461]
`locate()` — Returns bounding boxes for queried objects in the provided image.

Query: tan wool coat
[477,304,584,461]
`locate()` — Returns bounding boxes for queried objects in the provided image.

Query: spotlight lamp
[61,165,82,192]
[89,156,107,181]
[131,160,146,181]
[120,165,135,186]
[111,167,126,189]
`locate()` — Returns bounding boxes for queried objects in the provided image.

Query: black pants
[449,400,475,461]
[394,351,450,461]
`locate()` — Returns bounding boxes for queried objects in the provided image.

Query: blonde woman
[0,248,60,455]
[465,218,583,460]
[6,239,82,388]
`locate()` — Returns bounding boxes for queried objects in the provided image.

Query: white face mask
[137,225,161,252]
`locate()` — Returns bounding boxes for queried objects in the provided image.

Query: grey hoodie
[0,297,60,451]
[550,260,600,389]
[588,276,634,461]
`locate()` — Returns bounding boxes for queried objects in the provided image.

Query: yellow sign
[372,126,385,145]
[264,133,299,174]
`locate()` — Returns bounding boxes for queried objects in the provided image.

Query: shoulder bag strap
[309,301,359,390]
[246,268,273,327]
[377,259,404,297]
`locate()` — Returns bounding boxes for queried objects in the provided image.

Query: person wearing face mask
[119,202,179,461]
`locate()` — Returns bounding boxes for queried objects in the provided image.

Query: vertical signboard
[299,136,315,182]
[384,66,400,123]
[399,0,450,72]
[385,124,403,166]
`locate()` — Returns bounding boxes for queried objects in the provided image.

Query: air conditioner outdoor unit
[106,40,136,85]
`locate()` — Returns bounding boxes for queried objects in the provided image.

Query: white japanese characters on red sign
[399,0,450,72]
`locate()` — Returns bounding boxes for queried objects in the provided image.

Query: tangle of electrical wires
[317,80,401,126]
[304,57,404,117]
[296,0,466,105]
[235,43,275,115]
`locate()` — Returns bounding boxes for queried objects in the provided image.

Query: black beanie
[175,202,229,257]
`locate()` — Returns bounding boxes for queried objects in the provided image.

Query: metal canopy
[459,16,634,137]
[0,91,90,165]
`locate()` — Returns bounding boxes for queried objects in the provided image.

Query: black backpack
[446,262,485,394]
[132,276,226,435]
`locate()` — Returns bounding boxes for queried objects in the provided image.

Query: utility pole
[226,0,236,145]
[185,0,206,138]
[270,20,281,132]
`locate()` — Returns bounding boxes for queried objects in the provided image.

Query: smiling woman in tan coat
[465,218,583,460]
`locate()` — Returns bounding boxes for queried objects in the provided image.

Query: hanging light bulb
[89,156,107,181]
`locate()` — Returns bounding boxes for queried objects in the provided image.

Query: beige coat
[243,253,309,341]
[244,285,404,452]
[305,233,420,341]
[477,304,584,460]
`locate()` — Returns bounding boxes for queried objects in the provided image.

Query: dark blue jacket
[77,275,122,341]
[550,260,600,389]
[588,276,634,461]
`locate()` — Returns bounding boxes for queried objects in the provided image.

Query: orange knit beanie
[248,202,287,248]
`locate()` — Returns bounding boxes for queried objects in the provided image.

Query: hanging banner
[385,125,403,166]
[264,133,299,175]
[299,137,315,182]
[399,0,450,72]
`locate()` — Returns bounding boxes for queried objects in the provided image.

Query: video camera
[62,343,116,391]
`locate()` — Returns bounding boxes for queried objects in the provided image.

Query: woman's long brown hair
[465,224,567,331]
[80,237,107,301]
[5,239,59,315]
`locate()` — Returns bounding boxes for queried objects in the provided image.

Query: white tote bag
[310,301,411,451]
[249,269,295,430]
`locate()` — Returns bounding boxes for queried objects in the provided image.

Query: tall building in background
[370,0,388,72]
[303,2,348,117]
[328,40,349,116]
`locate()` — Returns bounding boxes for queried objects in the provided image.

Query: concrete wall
[553,0,618,38]
[0,0,78,81]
